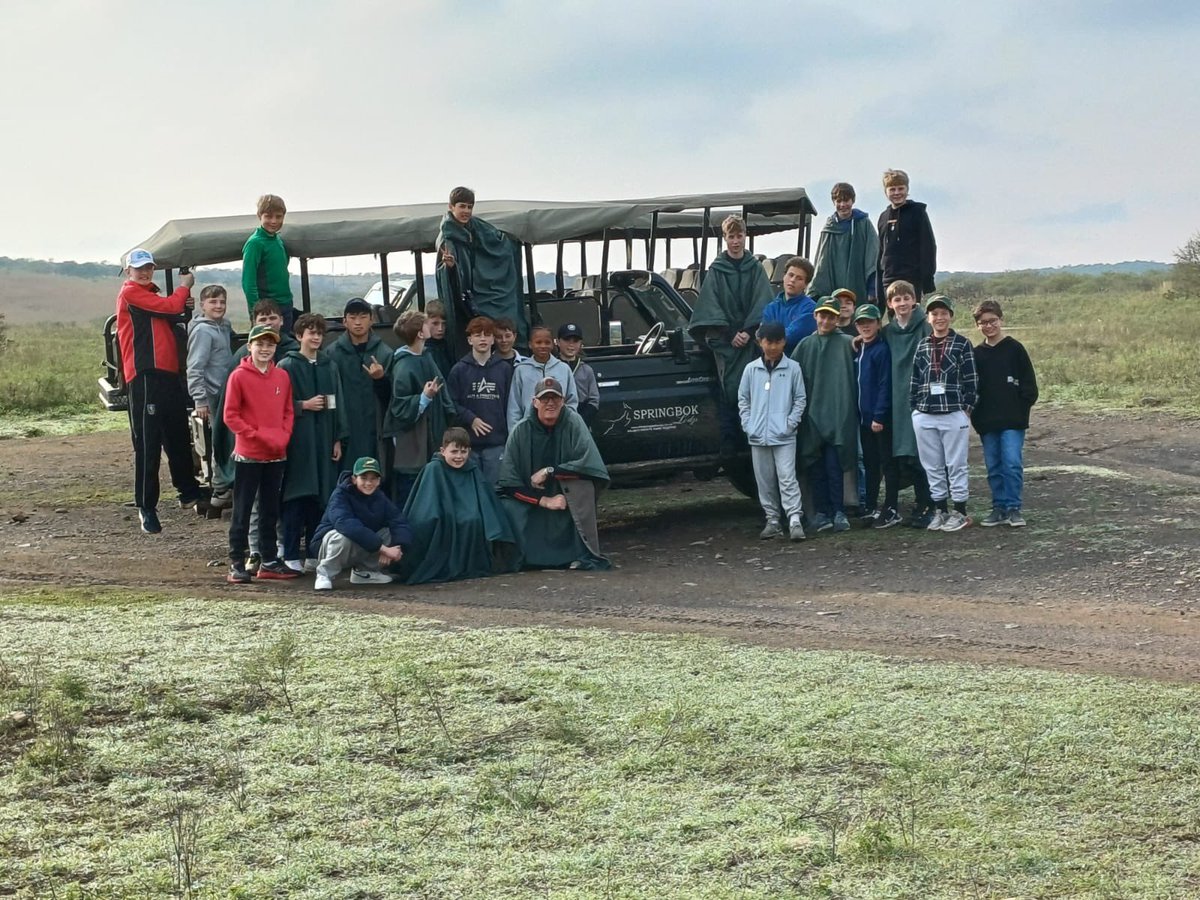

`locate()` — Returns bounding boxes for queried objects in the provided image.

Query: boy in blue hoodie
[810,182,879,304]
[760,256,816,356]
[448,316,512,485]
[311,456,413,591]
[852,305,893,523]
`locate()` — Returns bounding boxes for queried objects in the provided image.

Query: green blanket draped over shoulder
[211,333,300,487]
[498,408,610,569]
[400,455,520,584]
[383,348,456,475]
[326,331,394,471]
[278,350,347,504]
[792,331,859,471]
[435,213,527,350]
[686,252,774,403]
[881,308,931,458]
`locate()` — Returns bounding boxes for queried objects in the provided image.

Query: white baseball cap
[126,248,155,269]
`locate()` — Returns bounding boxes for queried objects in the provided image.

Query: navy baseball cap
[557,323,583,339]
[343,297,372,316]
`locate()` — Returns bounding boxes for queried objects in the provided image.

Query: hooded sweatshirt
[882,307,932,457]
[447,351,513,448]
[760,291,817,356]
[876,201,937,295]
[186,313,234,410]
[506,354,579,430]
[222,355,294,461]
[312,471,413,553]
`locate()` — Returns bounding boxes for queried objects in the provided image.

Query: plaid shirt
[910,331,977,413]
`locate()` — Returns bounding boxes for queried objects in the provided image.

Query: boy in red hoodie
[223,324,297,583]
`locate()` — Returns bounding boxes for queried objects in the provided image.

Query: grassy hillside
[0,272,117,325]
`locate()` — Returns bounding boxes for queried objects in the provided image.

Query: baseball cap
[247,324,281,343]
[832,288,857,302]
[924,294,955,314]
[853,304,882,322]
[534,377,565,398]
[814,297,841,317]
[557,323,583,340]
[343,297,372,316]
[757,320,786,342]
[127,248,154,269]
[352,457,382,476]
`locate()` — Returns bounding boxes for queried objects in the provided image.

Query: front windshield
[610,272,689,331]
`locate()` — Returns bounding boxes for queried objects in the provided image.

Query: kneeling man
[310,456,413,591]
[498,378,610,570]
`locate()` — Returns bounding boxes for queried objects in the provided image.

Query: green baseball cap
[814,297,841,317]
[352,457,382,476]
[853,304,882,322]
[924,294,955,314]
[247,324,280,343]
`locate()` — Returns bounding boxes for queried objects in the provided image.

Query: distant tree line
[937,269,1166,301]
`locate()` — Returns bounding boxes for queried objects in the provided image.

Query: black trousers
[128,371,199,511]
[229,460,284,564]
[861,424,894,512]
[886,453,932,511]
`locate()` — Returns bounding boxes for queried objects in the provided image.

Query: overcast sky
[2,0,1196,273]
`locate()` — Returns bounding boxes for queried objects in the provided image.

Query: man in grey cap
[498,378,610,570]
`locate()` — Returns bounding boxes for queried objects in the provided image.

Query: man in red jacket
[223,324,297,583]
[116,248,201,533]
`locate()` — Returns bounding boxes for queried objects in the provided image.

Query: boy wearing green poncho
[881,280,934,528]
[327,297,393,473]
[498,377,611,570]
[436,186,528,355]
[792,298,859,533]
[686,215,774,459]
[400,427,520,584]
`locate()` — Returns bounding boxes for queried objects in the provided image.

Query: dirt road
[2,407,1198,682]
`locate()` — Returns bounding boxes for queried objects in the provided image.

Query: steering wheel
[634,321,666,355]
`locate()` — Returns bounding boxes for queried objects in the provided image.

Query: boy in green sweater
[242,194,294,331]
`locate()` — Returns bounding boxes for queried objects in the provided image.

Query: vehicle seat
[535,296,602,345]
[677,268,702,301]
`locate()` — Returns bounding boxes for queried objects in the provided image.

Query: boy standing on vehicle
[448,316,512,486]
[881,280,933,528]
[852,304,893,522]
[911,295,977,532]
[507,325,579,430]
[793,298,858,533]
[327,297,394,473]
[556,323,599,426]
[279,313,346,572]
[116,248,201,534]
[436,186,527,352]
[186,285,234,506]
[810,182,879,305]
[310,456,412,591]
[876,170,937,302]
[738,321,807,541]
[242,194,294,331]
[760,256,816,356]
[972,300,1038,527]
[223,325,297,583]
[687,215,775,459]
[385,310,456,507]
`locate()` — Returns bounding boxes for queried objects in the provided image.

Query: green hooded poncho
[435,212,527,353]
[400,453,520,584]
[808,212,880,305]
[326,330,394,471]
[881,307,932,458]
[383,347,456,475]
[686,252,774,403]
[277,349,348,505]
[211,332,300,488]
[792,330,859,472]
[498,407,610,570]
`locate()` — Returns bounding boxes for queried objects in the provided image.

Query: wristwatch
[544,467,555,478]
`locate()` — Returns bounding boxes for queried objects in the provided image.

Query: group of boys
[117,191,611,589]
[695,170,1038,541]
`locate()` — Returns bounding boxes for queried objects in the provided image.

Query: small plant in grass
[475,753,557,812]
[166,793,203,899]
[22,687,86,776]
[238,632,303,715]
[213,746,250,813]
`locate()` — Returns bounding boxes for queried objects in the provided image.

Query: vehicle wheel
[723,457,758,500]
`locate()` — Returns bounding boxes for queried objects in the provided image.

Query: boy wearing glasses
[971,300,1038,527]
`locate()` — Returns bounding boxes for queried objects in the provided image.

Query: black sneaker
[246,552,262,574]
[257,559,300,580]
[875,507,903,529]
[178,495,201,510]
[907,509,934,530]
[138,508,162,534]
[227,562,251,584]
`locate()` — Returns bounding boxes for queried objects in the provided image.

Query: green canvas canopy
[125,189,817,270]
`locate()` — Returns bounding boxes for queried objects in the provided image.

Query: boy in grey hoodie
[506,325,579,430]
[187,285,234,504]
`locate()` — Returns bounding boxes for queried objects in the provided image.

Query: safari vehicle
[99,189,817,496]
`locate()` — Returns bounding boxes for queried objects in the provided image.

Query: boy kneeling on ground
[310,457,413,591]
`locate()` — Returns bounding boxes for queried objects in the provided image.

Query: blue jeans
[980,429,1025,511]
[807,444,844,517]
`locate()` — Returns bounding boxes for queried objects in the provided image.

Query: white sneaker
[941,510,970,532]
[350,568,393,585]
[926,510,946,531]
[303,558,318,574]
[314,574,333,591]
[284,559,304,574]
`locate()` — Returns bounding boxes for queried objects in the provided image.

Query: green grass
[0,323,109,417]
[2,590,1199,898]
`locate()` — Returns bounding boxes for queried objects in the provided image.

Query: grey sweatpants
[315,528,392,579]
[912,410,970,503]
[751,443,803,525]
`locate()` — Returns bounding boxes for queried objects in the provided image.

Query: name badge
[930,383,946,396]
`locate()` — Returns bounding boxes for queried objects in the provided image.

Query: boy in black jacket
[447,316,512,486]
[876,169,937,302]
[972,300,1038,527]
